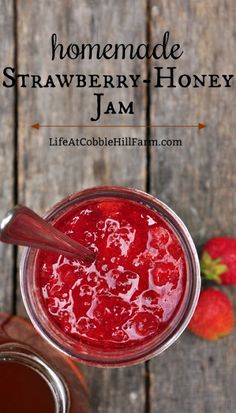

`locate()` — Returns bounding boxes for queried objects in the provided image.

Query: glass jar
[20,186,201,367]
[0,313,90,412]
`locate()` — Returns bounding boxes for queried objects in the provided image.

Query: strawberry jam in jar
[20,187,200,367]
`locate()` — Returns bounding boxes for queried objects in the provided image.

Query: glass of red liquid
[20,186,200,367]
[0,313,90,413]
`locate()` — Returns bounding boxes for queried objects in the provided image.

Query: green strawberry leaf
[200,251,228,283]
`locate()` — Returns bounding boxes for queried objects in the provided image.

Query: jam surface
[37,197,187,349]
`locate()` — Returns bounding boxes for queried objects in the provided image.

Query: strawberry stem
[200,251,228,283]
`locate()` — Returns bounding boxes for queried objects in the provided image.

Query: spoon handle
[0,205,96,263]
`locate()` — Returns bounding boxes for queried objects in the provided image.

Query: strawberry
[188,288,234,340]
[200,237,236,284]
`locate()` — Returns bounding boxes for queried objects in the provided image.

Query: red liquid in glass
[37,198,187,349]
[0,361,55,413]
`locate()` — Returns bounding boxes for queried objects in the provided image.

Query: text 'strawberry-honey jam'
[20,187,200,367]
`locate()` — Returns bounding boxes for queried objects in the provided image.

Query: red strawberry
[201,237,236,284]
[188,288,234,340]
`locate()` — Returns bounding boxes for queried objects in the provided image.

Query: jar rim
[20,186,201,367]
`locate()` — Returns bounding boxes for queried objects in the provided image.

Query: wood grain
[16,1,147,412]
[148,314,236,413]
[0,0,15,313]
[149,0,236,244]
[149,1,236,412]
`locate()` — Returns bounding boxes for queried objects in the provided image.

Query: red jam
[36,197,187,349]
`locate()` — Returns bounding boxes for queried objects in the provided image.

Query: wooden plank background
[0,0,15,313]
[149,2,236,412]
[0,0,235,412]
[16,1,147,412]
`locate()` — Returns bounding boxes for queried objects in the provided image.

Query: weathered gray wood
[149,1,236,412]
[0,0,15,313]
[83,365,146,413]
[148,289,236,413]
[16,1,147,412]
